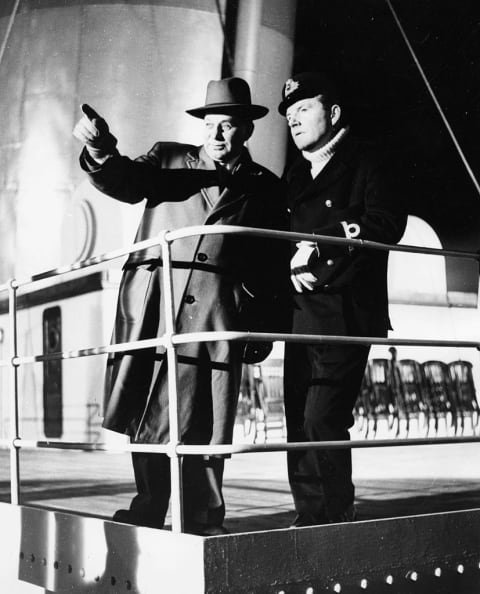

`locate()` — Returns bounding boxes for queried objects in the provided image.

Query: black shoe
[112,509,135,524]
[328,504,357,524]
[112,509,164,529]
[290,513,327,528]
[185,523,230,536]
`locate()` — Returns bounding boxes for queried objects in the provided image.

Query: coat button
[325,199,332,207]
[185,295,195,304]
[197,252,208,262]
[327,259,334,266]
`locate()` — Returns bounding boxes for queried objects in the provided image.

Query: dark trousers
[284,341,370,521]
[127,452,225,529]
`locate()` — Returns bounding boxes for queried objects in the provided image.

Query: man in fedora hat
[278,72,407,526]
[73,77,288,535]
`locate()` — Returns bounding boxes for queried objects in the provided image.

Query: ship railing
[1,224,479,532]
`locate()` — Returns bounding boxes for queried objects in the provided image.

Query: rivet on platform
[407,571,418,582]
[125,579,132,590]
[53,561,59,569]
[30,554,35,562]
[360,578,368,589]
[333,583,341,592]
[79,568,85,578]
[385,575,394,585]
[434,567,442,577]
[457,564,464,574]
[19,552,24,560]
[67,564,73,574]
[41,558,46,566]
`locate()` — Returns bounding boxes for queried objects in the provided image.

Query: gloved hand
[242,341,273,364]
[73,103,118,161]
[290,241,319,292]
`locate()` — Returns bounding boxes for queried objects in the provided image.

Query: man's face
[286,96,336,152]
[203,114,252,164]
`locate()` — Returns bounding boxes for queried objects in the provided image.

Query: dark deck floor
[1,440,479,533]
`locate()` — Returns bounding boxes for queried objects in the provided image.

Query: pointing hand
[73,103,117,161]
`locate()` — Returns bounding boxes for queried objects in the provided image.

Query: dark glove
[73,103,118,160]
[242,341,273,364]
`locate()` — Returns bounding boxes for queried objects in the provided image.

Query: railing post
[8,278,20,505]
[159,231,184,532]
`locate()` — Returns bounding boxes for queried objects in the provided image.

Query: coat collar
[185,146,254,222]
[186,145,219,208]
[287,135,360,206]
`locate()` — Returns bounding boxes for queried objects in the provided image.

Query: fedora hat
[186,77,268,120]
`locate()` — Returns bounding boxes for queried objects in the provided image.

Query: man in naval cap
[278,72,407,526]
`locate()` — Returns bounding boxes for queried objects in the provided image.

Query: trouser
[128,451,225,529]
[284,341,370,521]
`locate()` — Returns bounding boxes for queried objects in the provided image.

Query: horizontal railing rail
[4,332,480,367]
[1,434,479,455]
[0,225,478,293]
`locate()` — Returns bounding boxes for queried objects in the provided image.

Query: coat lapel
[186,146,220,208]
[288,136,359,206]
[185,146,252,223]
[206,154,253,223]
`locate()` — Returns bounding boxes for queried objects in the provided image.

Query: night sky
[291,0,480,291]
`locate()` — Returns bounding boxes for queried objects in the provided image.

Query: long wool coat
[284,134,408,338]
[81,143,288,444]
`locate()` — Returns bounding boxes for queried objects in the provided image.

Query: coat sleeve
[79,143,217,204]
[239,173,292,334]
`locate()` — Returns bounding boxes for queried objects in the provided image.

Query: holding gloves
[290,240,319,292]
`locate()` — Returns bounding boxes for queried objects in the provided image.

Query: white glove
[290,241,319,292]
[73,104,117,162]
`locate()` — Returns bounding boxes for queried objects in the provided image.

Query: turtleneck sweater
[302,126,350,178]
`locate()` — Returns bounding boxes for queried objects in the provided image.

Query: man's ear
[330,104,341,126]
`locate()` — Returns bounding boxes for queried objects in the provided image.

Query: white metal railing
[1,225,480,532]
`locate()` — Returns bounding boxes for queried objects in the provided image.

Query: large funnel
[0,1,224,279]
[0,0,296,281]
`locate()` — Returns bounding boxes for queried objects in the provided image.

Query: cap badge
[285,78,299,97]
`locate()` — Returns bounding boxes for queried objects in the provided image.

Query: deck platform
[0,442,480,592]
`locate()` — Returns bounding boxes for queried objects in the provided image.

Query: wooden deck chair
[421,360,458,435]
[448,360,480,434]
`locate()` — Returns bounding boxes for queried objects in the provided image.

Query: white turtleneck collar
[302,126,350,178]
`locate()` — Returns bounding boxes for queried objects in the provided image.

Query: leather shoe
[290,513,327,528]
[291,505,357,528]
[328,504,357,524]
[185,523,230,536]
[112,509,164,529]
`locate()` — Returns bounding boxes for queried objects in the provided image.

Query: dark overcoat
[285,134,407,338]
[81,142,288,444]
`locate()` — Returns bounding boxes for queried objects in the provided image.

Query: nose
[213,125,223,140]
[287,115,298,128]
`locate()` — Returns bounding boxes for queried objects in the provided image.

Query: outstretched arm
[73,105,217,204]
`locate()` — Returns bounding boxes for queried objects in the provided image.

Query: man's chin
[207,149,228,161]
[293,140,308,151]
